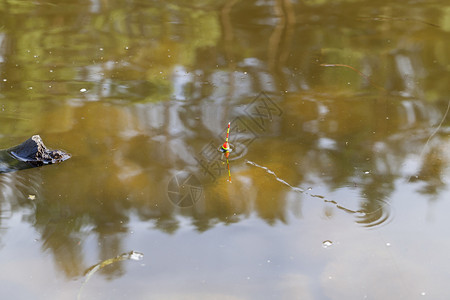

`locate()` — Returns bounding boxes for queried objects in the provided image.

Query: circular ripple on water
[355,198,393,228]
[219,142,248,162]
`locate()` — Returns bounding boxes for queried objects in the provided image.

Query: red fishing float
[219,122,232,182]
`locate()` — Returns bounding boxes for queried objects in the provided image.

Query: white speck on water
[99,47,104,51]
[354,211,366,217]
[80,88,87,93]
[421,292,426,296]
[27,87,33,90]
[267,259,271,263]
[386,242,391,247]
[322,240,333,248]
[129,251,144,261]
[2,79,6,82]
[364,171,370,174]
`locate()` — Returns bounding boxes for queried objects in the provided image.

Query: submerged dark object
[0,135,71,173]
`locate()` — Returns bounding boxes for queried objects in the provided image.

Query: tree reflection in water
[0,0,449,285]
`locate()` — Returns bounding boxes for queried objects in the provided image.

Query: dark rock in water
[0,135,71,173]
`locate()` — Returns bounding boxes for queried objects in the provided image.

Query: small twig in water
[77,251,144,300]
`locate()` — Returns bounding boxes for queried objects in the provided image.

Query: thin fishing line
[408,99,450,182]
[245,160,389,224]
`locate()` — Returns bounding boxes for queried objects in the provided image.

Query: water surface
[1,1,450,299]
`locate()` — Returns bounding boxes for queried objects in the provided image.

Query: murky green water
[1,0,450,299]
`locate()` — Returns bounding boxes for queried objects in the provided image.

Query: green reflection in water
[0,0,449,299]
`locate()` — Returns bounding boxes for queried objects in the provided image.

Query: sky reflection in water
[0,0,450,299]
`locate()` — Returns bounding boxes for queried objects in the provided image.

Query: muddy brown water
[1,1,450,299]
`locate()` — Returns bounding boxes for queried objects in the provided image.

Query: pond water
[1,0,450,299]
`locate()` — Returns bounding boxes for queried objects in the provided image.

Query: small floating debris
[1,135,71,173]
[322,240,333,248]
[354,211,366,218]
[77,251,144,300]
[129,251,144,261]
[27,194,36,200]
